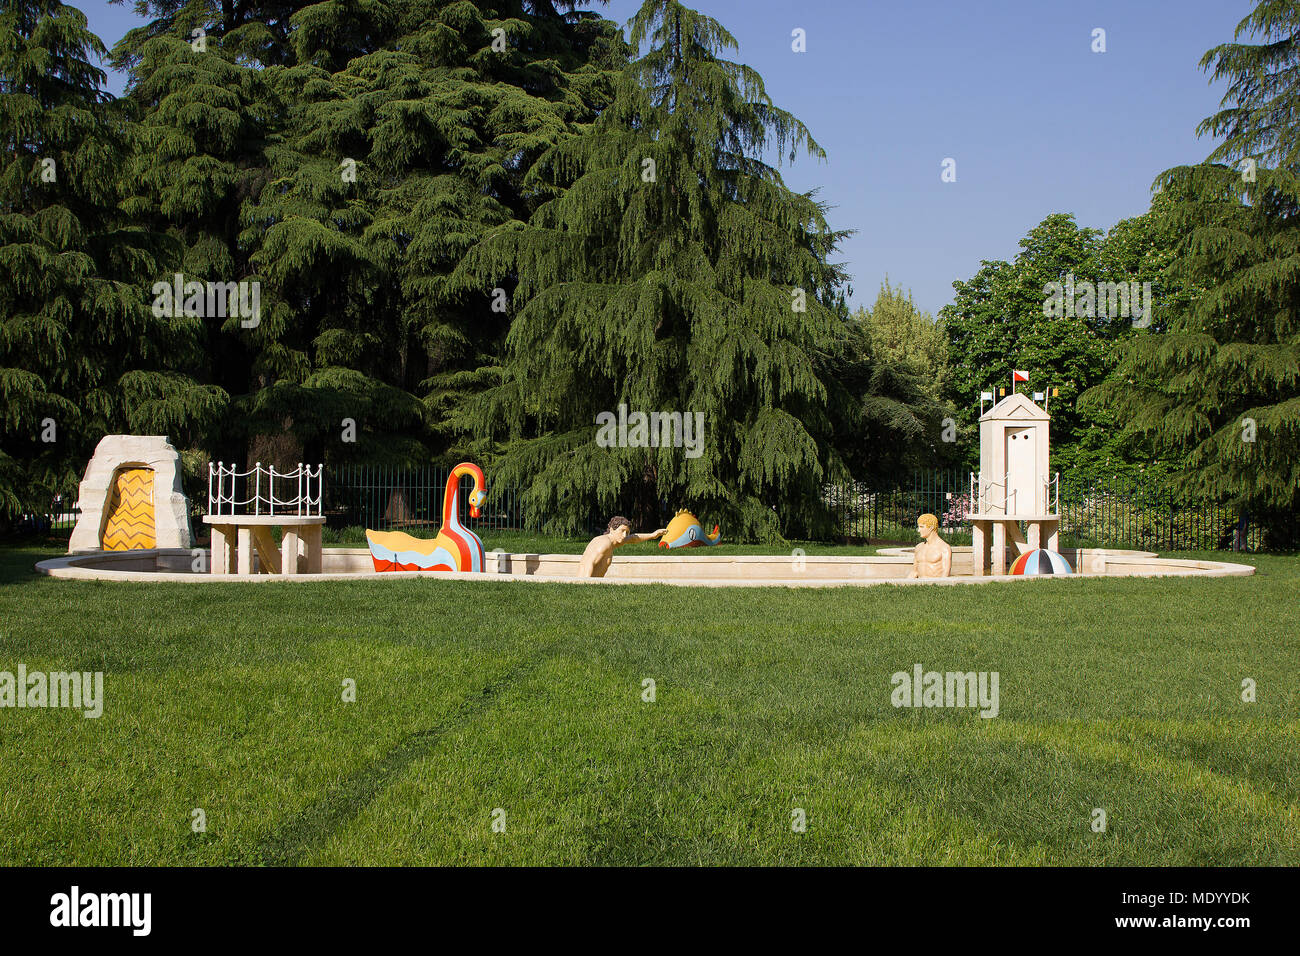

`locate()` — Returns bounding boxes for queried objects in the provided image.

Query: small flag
[1013,370,1029,382]
[1033,391,1044,402]
[980,391,993,402]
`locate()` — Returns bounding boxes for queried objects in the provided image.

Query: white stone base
[34,548,1257,586]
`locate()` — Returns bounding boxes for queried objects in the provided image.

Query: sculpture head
[453,462,487,518]
[917,513,939,540]
[607,515,632,545]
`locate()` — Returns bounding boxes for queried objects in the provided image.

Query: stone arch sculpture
[68,435,193,553]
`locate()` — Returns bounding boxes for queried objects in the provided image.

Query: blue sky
[83,0,1244,316]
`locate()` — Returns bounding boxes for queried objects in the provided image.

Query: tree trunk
[384,486,414,524]
[247,425,303,470]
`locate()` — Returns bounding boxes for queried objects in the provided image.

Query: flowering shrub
[941,492,972,529]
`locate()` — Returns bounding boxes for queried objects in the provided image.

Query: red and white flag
[1012,370,1029,382]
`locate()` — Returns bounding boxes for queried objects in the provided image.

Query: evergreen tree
[109,0,310,69]
[1083,0,1300,546]
[1196,0,1300,174]
[820,313,955,486]
[111,2,308,467]
[242,0,626,466]
[112,0,625,469]
[456,0,850,539]
[0,0,221,520]
[1074,191,1197,482]
[840,281,957,481]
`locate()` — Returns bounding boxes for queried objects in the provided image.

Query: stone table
[202,515,325,576]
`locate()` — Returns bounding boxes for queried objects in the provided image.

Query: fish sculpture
[658,509,722,549]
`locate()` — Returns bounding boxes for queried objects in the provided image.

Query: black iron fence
[824,470,1260,551]
[324,463,527,534]
[17,465,1263,552]
[1057,474,1258,552]
[326,465,1261,551]
[824,469,972,542]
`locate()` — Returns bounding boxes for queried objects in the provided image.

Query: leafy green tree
[820,317,955,486]
[455,0,852,540]
[0,0,221,520]
[857,280,951,400]
[855,279,949,401]
[941,215,1108,458]
[841,280,957,479]
[1083,2,1300,547]
[938,211,1189,475]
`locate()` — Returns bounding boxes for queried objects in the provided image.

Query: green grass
[0,538,1297,865]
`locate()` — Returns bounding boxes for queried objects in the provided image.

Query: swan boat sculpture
[366,462,487,572]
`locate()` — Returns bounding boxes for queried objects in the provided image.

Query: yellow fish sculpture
[659,509,722,549]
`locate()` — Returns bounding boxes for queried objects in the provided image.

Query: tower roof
[980,392,1049,423]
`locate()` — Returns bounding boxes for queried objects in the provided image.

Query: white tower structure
[966,393,1060,574]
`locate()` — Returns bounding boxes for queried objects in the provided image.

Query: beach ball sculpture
[1009,548,1073,576]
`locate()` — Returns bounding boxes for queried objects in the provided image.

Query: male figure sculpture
[909,512,952,578]
[577,515,666,578]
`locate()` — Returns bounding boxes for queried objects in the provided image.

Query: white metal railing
[208,462,322,517]
[971,471,1011,514]
[970,471,1059,514]
[1043,471,1060,515]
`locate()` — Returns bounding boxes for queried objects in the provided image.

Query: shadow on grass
[0,539,66,586]
[253,640,564,865]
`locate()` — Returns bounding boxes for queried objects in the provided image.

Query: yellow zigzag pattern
[102,468,156,551]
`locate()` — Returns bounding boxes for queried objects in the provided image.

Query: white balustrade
[207,462,323,517]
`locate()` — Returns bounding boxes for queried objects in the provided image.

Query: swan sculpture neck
[445,463,486,520]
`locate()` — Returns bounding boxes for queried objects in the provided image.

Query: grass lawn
[1,536,1297,865]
